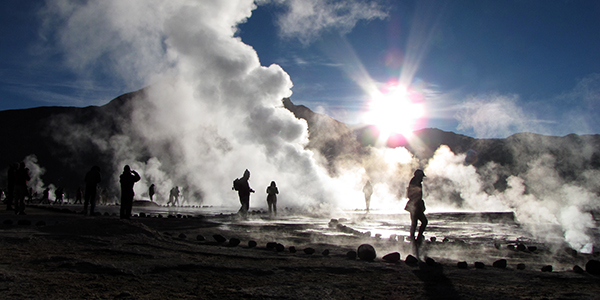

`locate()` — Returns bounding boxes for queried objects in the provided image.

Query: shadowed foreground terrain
[0,205,599,300]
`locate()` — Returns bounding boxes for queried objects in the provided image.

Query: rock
[585,260,600,275]
[442,237,449,243]
[248,240,257,248]
[322,249,330,256]
[517,263,526,270]
[139,212,146,218]
[196,234,205,241]
[405,255,419,266]
[346,251,357,260]
[35,220,46,227]
[178,233,187,239]
[213,234,226,244]
[430,237,436,242]
[573,265,584,274]
[457,261,468,269]
[17,219,31,226]
[357,244,376,261]
[527,246,537,252]
[474,262,485,269]
[541,265,553,272]
[167,215,175,218]
[275,243,285,252]
[507,245,516,250]
[303,248,315,255]
[104,212,110,216]
[493,259,507,269]
[3,219,13,225]
[516,243,527,251]
[266,242,277,249]
[382,252,400,263]
[425,257,437,267]
[328,219,339,228]
[228,238,240,247]
[289,246,296,253]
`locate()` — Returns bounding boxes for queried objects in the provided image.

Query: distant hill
[1,89,599,196]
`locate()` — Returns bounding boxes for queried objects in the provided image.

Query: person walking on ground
[168,186,180,207]
[83,166,101,216]
[405,169,428,252]
[5,163,17,211]
[119,165,140,219]
[266,181,279,217]
[232,169,254,218]
[75,187,83,204]
[363,180,373,213]
[14,162,30,215]
[149,184,155,202]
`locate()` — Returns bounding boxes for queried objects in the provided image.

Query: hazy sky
[1,0,599,138]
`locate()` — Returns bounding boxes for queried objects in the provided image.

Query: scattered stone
[442,237,449,243]
[303,248,315,255]
[178,233,187,239]
[289,246,296,253]
[163,232,172,236]
[494,242,501,249]
[104,212,110,216]
[266,242,277,249]
[541,265,553,272]
[516,243,527,251]
[573,265,584,274]
[527,246,537,252]
[425,257,438,267]
[2,220,13,225]
[357,244,376,261]
[167,215,175,219]
[457,261,468,269]
[346,251,357,260]
[248,240,257,248]
[517,263,526,270]
[474,262,485,269]
[430,237,436,242]
[196,234,205,241]
[585,260,600,275]
[405,255,419,266]
[213,234,226,244]
[382,252,400,263]
[507,245,516,250]
[35,220,46,227]
[493,259,507,269]
[228,238,240,247]
[158,214,163,218]
[322,249,330,256]
[275,243,285,252]
[17,219,31,226]
[139,212,146,218]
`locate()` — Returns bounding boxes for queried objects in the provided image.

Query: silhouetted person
[75,187,83,204]
[119,165,140,219]
[168,186,180,206]
[14,162,30,215]
[405,169,428,249]
[54,187,64,204]
[266,181,279,216]
[232,169,254,218]
[149,184,155,202]
[6,163,17,210]
[83,166,101,216]
[41,187,50,204]
[363,180,373,212]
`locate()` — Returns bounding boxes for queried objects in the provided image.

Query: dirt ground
[0,205,599,300]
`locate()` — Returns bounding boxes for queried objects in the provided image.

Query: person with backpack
[232,169,254,218]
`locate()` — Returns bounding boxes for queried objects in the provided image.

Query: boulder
[516,243,527,251]
[442,237,449,243]
[541,265,553,272]
[35,220,46,227]
[178,233,187,239]
[196,234,205,241]
[527,246,537,252]
[382,252,401,263]
[585,260,600,275]
[405,255,419,265]
[139,212,146,218]
[457,261,468,269]
[493,259,507,269]
[248,240,257,248]
[266,242,277,249]
[289,246,296,253]
[17,219,31,226]
[357,244,376,261]
[425,257,437,267]
[303,248,315,255]
[430,237,437,242]
[3,219,13,225]
[474,262,485,269]
[346,251,357,260]
[573,265,584,274]
[322,249,330,256]
[517,263,526,270]
[213,234,226,244]
[275,243,285,252]
[228,238,241,247]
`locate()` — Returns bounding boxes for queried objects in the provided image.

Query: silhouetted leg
[273,201,277,216]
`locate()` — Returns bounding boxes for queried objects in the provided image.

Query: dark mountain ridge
[1,88,599,197]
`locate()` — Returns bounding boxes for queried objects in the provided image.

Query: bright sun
[364,84,425,140]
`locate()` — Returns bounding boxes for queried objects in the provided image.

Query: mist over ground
[2,0,597,254]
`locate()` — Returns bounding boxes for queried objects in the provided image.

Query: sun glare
[364,84,425,141]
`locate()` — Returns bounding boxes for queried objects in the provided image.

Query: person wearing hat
[405,169,428,247]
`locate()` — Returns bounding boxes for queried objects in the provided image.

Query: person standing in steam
[363,180,373,213]
[83,166,101,216]
[119,165,140,220]
[405,169,428,248]
[14,162,30,215]
[149,184,155,202]
[232,169,254,218]
[266,181,279,217]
